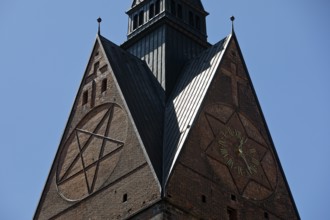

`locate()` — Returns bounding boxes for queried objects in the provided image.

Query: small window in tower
[227,207,237,220]
[101,78,107,93]
[195,15,201,30]
[82,90,88,106]
[138,11,144,26]
[264,212,269,219]
[171,0,176,15]
[177,4,183,19]
[93,61,99,75]
[155,0,160,14]
[123,193,128,202]
[133,15,138,30]
[149,4,155,19]
[189,11,194,26]
[201,195,206,203]
[91,81,96,108]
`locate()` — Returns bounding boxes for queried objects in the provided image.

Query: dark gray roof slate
[163,34,231,185]
[98,33,232,188]
[99,35,165,183]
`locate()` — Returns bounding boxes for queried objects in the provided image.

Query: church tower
[34,1,300,219]
[122,0,209,97]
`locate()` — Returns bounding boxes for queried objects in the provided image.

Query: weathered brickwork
[34,42,161,220]
[165,39,298,220]
[52,165,159,220]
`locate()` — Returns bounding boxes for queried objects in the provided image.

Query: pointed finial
[97,17,102,35]
[230,16,235,32]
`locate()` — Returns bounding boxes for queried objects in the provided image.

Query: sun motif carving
[56,103,128,201]
[202,103,278,200]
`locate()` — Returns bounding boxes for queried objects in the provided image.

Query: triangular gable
[34,35,162,219]
[164,32,300,219]
[163,34,232,186]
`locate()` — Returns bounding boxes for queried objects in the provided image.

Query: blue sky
[0,1,329,219]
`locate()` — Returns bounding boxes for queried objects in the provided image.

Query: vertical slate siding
[127,26,166,89]
[126,24,208,95]
[163,35,230,185]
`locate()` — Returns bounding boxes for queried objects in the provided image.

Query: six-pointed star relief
[203,104,277,200]
[56,103,127,201]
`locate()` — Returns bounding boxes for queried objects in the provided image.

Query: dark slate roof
[99,35,165,184]
[163,34,232,185]
[98,33,232,187]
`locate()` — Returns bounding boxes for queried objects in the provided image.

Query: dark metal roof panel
[99,35,165,183]
[163,34,231,185]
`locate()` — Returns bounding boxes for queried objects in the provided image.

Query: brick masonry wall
[35,40,161,220]
[165,39,299,220]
